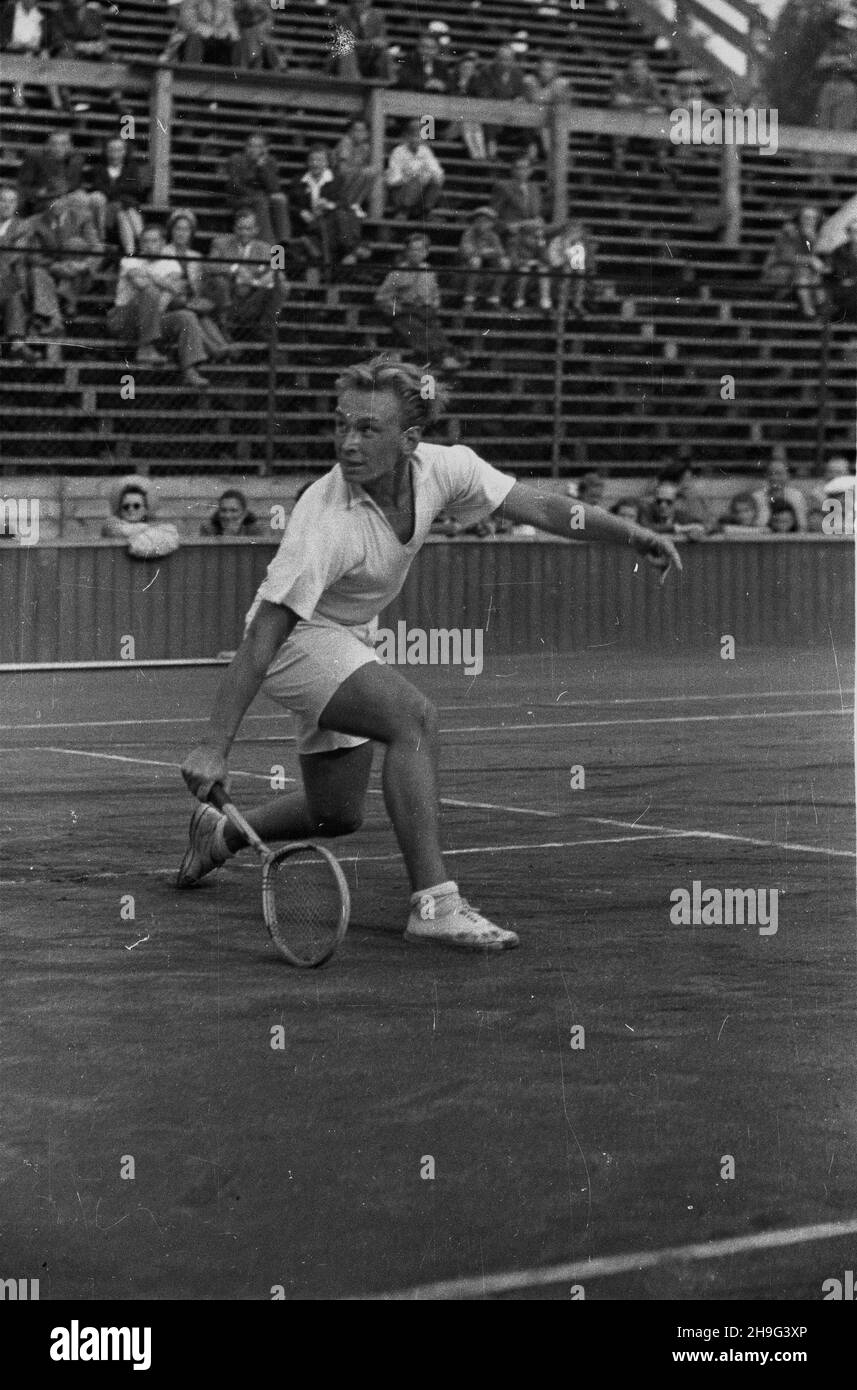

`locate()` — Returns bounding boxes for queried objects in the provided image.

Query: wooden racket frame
[207,784,351,968]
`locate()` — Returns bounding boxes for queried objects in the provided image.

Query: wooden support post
[150,67,174,208]
[551,107,570,227]
[720,142,742,248]
[368,87,386,221]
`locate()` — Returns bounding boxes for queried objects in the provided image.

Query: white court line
[0,688,852,734]
[590,816,856,860]
[24,746,554,819]
[447,708,854,735]
[0,833,685,887]
[365,1216,857,1301]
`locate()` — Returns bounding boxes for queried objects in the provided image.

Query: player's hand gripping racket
[207,784,350,968]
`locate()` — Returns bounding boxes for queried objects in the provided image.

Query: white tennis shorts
[261,616,379,755]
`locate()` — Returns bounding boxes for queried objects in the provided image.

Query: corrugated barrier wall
[0,538,852,666]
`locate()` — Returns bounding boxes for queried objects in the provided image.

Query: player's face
[334,388,415,486]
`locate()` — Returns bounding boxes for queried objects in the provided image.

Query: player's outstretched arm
[499,481,683,584]
[181,601,298,800]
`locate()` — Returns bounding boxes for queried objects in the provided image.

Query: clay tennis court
[1,647,854,1300]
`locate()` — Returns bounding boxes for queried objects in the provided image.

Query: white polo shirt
[246,441,515,630]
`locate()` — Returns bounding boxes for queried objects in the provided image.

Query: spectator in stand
[611,497,641,523]
[610,55,667,173]
[102,479,154,538]
[0,0,64,110]
[164,208,232,359]
[807,505,827,533]
[385,118,445,220]
[459,206,510,311]
[291,147,364,275]
[55,0,123,109]
[224,134,289,245]
[201,488,265,536]
[546,218,596,317]
[17,131,91,216]
[206,208,287,337]
[658,456,713,528]
[492,155,550,312]
[26,191,103,319]
[769,500,800,533]
[830,219,857,320]
[158,0,241,66]
[472,43,529,158]
[397,31,450,93]
[718,491,762,535]
[524,57,571,159]
[445,50,486,160]
[88,138,149,257]
[640,480,683,533]
[332,0,392,82]
[107,223,210,386]
[234,0,283,70]
[0,183,38,359]
[762,206,827,319]
[332,117,379,217]
[375,232,461,371]
[578,471,606,507]
[751,455,808,531]
[812,453,854,509]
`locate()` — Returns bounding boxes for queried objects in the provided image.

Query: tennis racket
[207,784,350,968]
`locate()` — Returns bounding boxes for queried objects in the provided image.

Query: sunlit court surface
[1,646,854,1301]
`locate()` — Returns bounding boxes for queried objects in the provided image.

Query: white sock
[410,880,458,907]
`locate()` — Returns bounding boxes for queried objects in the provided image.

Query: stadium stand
[1,0,854,530]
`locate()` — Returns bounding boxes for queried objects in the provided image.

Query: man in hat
[397,30,450,93]
[458,205,510,310]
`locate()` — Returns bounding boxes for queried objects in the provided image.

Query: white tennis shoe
[175,804,229,889]
[405,883,519,952]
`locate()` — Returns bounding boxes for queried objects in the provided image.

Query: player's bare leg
[318,663,518,951]
[222,742,375,851]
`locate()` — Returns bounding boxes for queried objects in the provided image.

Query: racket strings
[264,845,347,966]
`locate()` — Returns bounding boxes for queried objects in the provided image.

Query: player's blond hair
[335,356,450,431]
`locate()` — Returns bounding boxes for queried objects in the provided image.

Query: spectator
[201,488,265,536]
[611,497,640,523]
[546,217,596,317]
[768,500,800,533]
[206,209,287,338]
[102,478,154,538]
[290,147,363,274]
[445,50,486,161]
[578,471,606,507]
[459,206,509,311]
[830,219,857,320]
[762,206,826,319]
[816,47,857,135]
[26,191,103,319]
[492,155,550,312]
[807,505,827,533]
[397,31,450,93]
[159,0,241,66]
[107,223,209,387]
[375,232,461,371]
[332,0,392,83]
[0,183,37,359]
[0,0,63,110]
[332,117,379,217]
[718,491,762,535]
[658,458,713,529]
[611,55,667,173]
[164,208,232,359]
[234,0,283,70]
[88,138,149,257]
[385,118,445,220]
[17,131,90,216]
[472,43,529,159]
[640,480,682,533]
[224,134,289,245]
[813,454,854,508]
[524,57,571,158]
[55,0,122,109]
[751,456,808,531]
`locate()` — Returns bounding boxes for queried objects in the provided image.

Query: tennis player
[178,357,681,951]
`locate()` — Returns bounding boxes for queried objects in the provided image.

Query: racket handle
[207,783,269,859]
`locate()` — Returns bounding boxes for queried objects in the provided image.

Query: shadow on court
[1,648,854,1299]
